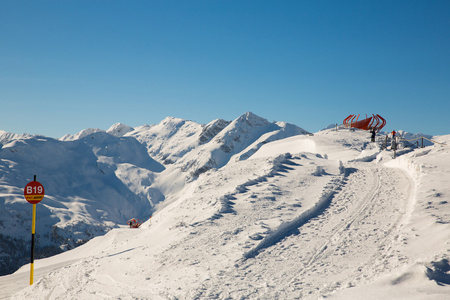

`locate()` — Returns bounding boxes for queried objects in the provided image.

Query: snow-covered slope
[125,117,204,165]
[0,133,164,275]
[0,112,309,276]
[2,127,449,299]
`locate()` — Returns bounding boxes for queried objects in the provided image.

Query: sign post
[24,175,45,285]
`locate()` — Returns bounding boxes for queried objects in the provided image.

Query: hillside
[1,123,449,299]
[0,112,309,276]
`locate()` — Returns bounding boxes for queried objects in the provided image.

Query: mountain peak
[160,116,186,126]
[60,128,105,141]
[235,112,270,127]
[107,123,134,137]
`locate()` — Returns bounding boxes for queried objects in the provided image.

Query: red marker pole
[24,175,45,285]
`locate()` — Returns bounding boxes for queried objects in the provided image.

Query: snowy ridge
[178,112,310,177]
[198,118,231,145]
[232,121,310,162]
[126,117,203,165]
[0,130,32,145]
[106,122,134,137]
[60,128,105,141]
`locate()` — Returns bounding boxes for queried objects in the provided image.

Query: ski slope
[2,128,450,299]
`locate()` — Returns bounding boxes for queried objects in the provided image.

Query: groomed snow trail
[192,160,414,299]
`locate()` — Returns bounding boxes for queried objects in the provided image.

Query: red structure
[127,218,142,228]
[343,114,386,132]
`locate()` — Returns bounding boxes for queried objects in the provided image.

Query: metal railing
[381,135,446,158]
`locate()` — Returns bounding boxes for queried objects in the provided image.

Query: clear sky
[1,0,449,138]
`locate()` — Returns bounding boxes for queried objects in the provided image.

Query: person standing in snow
[391,130,397,150]
[371,129,376,142]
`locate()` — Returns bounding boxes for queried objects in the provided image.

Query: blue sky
[1,1,449,137]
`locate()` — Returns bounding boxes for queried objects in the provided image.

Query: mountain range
[0,112,309,275]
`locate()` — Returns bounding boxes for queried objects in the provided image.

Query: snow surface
[1,116,450,299]
[0,112,309,275]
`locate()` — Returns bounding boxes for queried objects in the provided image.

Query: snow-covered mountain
[125,117,204,165]
[124,112,309,175]
[60,128,105,141]
[0,133,164,274]
[176,112,310,177]
[106,123,134,137]
[2,124,448,299]
[0,112,309,276]
[0,130,32,144]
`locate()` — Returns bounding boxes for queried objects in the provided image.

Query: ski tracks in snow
[182,153,345,298]
[147,152,344,299]
[193,158,414,299]
[278,163,415,298]
[12,151,415,299]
